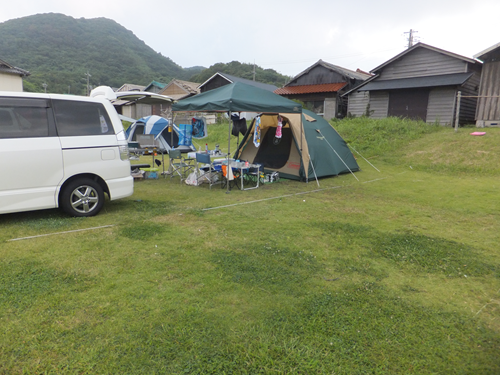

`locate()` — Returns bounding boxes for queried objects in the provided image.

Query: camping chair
[195,153,220,189]
[221,164,242,190]
[168,149,192,182]
[243,163,263,189]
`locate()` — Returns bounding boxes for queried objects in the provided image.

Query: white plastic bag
[185,170,201,186]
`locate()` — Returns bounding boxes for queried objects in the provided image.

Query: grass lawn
[1,119,499,374]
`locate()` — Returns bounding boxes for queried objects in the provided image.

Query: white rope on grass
[203,175,390,212]
[7,225,115,242]
[362,177,388,184]
[203,186,343,211]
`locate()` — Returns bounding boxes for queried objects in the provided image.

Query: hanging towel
[253,117,261,148]
[191,117,207,139]
[276,116,283,139]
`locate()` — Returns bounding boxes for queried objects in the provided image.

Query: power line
[258,47,402,66]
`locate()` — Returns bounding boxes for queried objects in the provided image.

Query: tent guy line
[202,175,388,212]
[6,225,115,242]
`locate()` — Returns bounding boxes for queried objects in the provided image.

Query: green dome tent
[234,109,359,181]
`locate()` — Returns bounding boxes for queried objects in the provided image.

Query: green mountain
[190,61,291,87]
[0,13,204,94]
[0,13,290,95]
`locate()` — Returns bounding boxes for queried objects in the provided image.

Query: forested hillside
[0,13,200,94]
[190,61,291,87]
[0,13,289,95]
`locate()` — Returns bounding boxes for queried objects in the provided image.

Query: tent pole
[227,111,231,193]
[308,154,320,187]
[167,112,175,175]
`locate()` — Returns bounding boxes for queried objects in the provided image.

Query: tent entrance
[131,124,145,141]
[254,127,293,169]
[237,115,304,179]
[159,128,179,149]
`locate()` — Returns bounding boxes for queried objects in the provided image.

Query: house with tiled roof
[145,80,167,94]
[159,79,200,101]
[275,60,371,120]
[0,58,30,92]
[116,83,146,92]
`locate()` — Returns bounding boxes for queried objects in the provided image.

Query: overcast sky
[1,0,499,77]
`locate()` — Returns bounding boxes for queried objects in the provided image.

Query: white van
[0,91,134,217]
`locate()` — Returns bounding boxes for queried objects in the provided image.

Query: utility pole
[404,29,418,48]
[42,83,47,93]
[253,61,256,81]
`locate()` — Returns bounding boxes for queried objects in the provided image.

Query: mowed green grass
[0,119,499,374]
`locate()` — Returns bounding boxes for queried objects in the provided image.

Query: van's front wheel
[60,178,104,217]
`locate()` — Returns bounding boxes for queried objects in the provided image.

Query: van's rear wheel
[60,178,104,217]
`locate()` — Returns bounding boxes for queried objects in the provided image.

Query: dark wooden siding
[200,76,231,93]
[370,91,389,118]
[476,60,500,121]
[388,89,429,121]
[289,65,347,86]
[378,48,468,80]
[459,67,481,124]
[427,87,456,125]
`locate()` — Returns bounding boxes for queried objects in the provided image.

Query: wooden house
[135,81,167,117]
[144,80,167,94]
[113,83,150,119]
[0,58,30,92]
[344,43,482,125]
[198,72,277,93]
[116,83,146,92]
[275,60,371,120]
[159,79,199,101]
[474,42,500,127]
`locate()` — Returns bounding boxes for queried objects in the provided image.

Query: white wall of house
[0,73,24,92]
[323,98,337,120]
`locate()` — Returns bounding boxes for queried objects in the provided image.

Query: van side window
[0,102,49,139]
[52,100,115,136]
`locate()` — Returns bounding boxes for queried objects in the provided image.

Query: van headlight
[119,145,130,161]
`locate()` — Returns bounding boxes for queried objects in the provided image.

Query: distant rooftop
[199,72,278,92]
[0,58,30,77]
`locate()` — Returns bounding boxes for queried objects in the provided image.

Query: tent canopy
[172,82,302,114]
